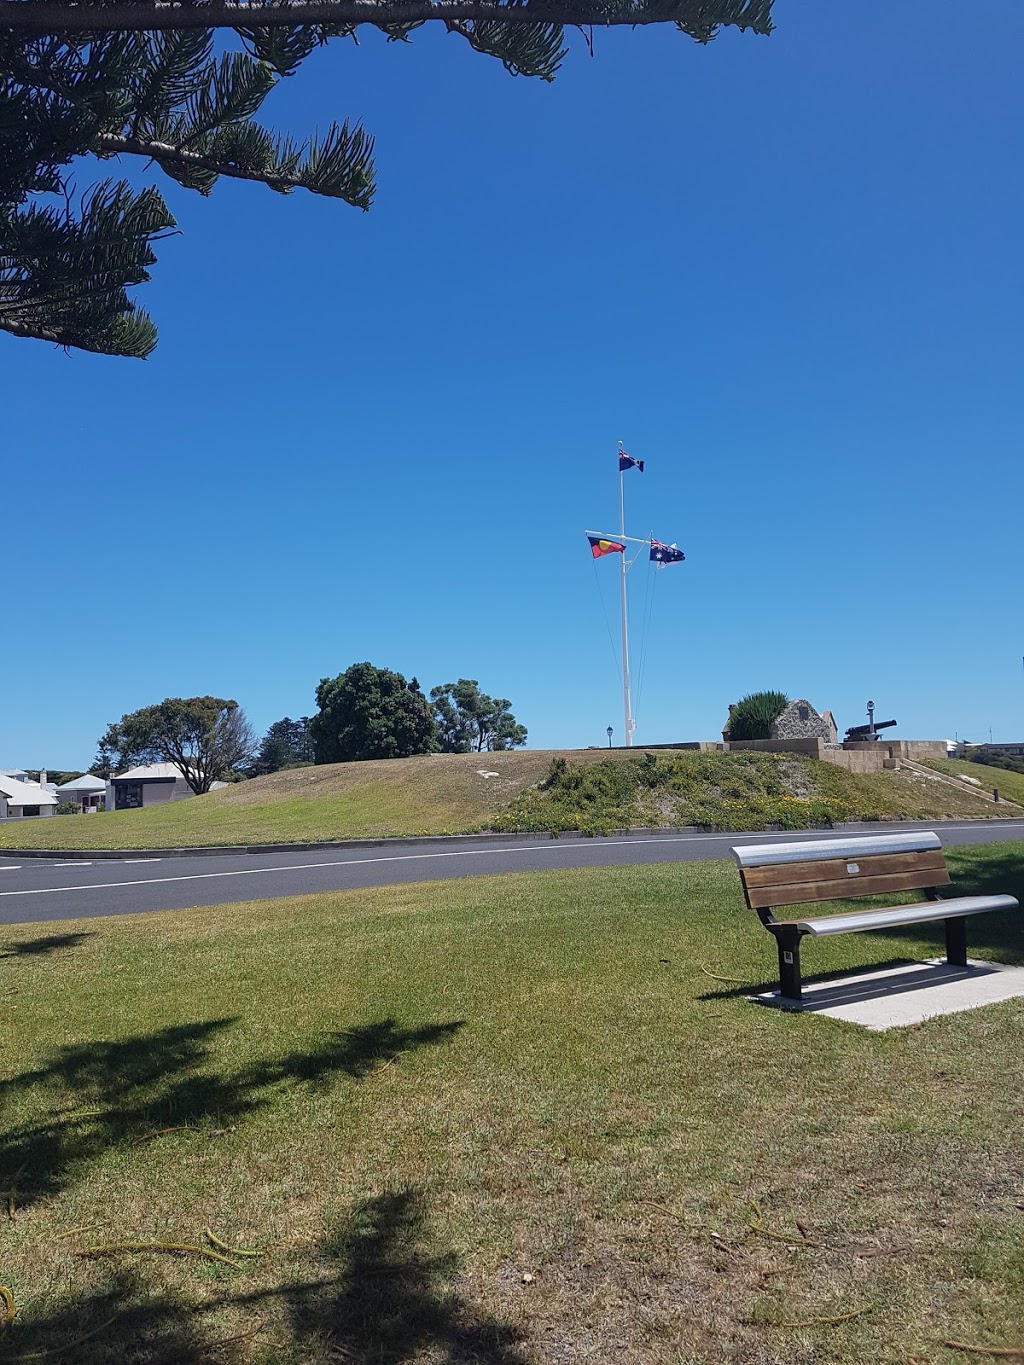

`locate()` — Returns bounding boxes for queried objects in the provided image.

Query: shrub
[724,691,790,741]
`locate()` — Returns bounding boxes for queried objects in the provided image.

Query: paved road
[1,820,1022,927]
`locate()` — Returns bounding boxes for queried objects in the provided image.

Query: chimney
[39,769,47,787]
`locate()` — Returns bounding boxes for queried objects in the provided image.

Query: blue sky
[3,1,1022,769]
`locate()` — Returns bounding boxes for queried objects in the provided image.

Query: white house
[0,772,58,819]
[55,773,108,812]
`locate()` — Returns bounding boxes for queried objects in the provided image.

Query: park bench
[731,831,1018,1003]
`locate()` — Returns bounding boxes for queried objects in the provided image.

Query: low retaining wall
[724,738,826,758]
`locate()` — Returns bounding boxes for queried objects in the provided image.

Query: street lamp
[606,726,614,749]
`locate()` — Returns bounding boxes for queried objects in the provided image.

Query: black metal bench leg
[774,928,804,1002]
[945,917,968,968]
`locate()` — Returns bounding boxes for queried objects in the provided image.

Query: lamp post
[867,700,875,740]
[606,726,614,749]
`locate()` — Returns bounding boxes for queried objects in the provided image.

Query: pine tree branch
[0,311,133,352]
[0,0,775,34]
[92,130,370,203]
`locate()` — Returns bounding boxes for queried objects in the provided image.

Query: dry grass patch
[0,749,669,851]
[2,844,1024,1361]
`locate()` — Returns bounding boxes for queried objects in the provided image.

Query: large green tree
[1,1,773,357]
[310,663,438,763]
[98,695,256,792]
[430,678,527,752]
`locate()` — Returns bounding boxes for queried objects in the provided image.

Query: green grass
[925,756,1024,809]
[2,844,1024,1362]
[0,749,1010,851]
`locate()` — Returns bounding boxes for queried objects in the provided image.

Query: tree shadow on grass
[0,1270,225,1365]
[0,930,94,958]
[2,1264,283,1364]
[268,1020,465,1088]
[235,1187,531,1365]
[0,1017,464,1214]
[4,1188,529,1364]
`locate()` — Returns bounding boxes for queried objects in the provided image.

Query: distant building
[771,699,839,746]
[107,763,228,810]
[55,774,108,812]
[0,772,58,819]
[973,742,1024,759]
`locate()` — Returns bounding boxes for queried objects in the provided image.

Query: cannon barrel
[845,718,898,737]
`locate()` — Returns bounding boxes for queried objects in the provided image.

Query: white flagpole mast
[618,441,635,747]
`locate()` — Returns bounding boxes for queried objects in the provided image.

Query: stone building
[771,699,838,745]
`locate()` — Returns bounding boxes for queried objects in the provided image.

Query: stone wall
[724,738,826,758]
[823,748,893,773]
[771,700,838,745]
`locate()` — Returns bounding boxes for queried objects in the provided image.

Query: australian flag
[650,538,685,567]
[619,452,644,474]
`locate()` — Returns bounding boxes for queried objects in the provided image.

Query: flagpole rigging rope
[634,551,659,719]
[591,558,624,692]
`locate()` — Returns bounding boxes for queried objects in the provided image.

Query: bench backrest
[731,832,950,922]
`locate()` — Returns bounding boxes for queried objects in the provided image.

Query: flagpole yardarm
[585,529,649,546]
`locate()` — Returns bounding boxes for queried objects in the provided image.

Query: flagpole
[618,441,634,748]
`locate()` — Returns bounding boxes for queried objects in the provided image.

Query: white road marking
[0,866,22,871]
[123,858,161,864]
[0,823,1022,899]
[55,860,92,866]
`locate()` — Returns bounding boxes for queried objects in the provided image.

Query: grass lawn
[0,749,1011,851]
[925,757,1024,809]
[2,845,1024,1363]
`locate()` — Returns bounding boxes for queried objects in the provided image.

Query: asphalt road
[1,819,1022,927]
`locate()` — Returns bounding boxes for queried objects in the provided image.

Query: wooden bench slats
[743,850,949,891]
[745,864,951,910]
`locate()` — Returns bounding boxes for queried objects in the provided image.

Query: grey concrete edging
[1,816,1022,861]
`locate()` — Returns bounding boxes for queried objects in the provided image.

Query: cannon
[844,718,897,742]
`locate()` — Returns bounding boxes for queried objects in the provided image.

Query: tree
[27,769,84,785]
[429,678,527,752]
[310,663,438,764]
[1,2,774,357]
[250,715,315,776]
[98,695,256,792]
[723,690,789,742]
[91,742,116,778]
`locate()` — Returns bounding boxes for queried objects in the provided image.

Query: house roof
[0,773,58,805]
[0,768,29,779]
[112,763,181,781]
[56,774,108,793]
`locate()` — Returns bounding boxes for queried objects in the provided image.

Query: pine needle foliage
[723,690,790,742]
[1,0,774,357]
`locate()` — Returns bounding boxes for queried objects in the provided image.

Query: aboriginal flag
[588,534,626,559]
[619,452,645,474]
[650,539,685,566]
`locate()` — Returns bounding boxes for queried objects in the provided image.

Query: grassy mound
[495,750,1010,834]
[925,756,1024,808]
[2,844,1023,1363]
[0,749,572,850]
[0,749,1007,851]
